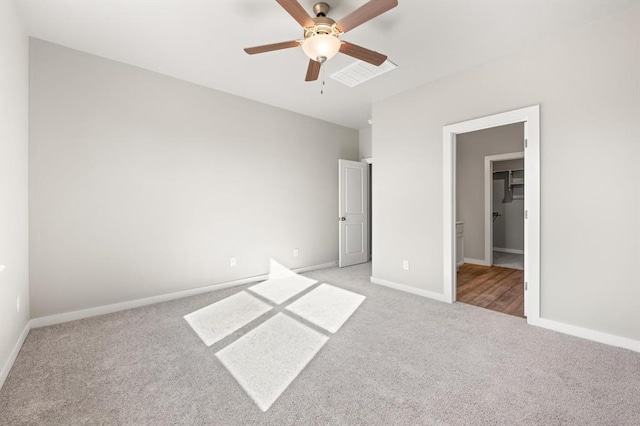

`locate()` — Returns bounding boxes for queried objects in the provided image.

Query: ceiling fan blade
[244,40,300,55]
[339,42,387,66]
[276,0,315,28]
[305,59,321,81]
[337,0,398,33]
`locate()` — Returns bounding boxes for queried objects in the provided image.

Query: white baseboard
[0,321,31,390]
[370,276,450,303]
[3,261,338,390]
[293,261,337,274]
[532,317,640,353]
[31,261,338,329]
[463,258,489,266]
[494,247,524,254]
[370,276,639,353]
[4,261,637,392]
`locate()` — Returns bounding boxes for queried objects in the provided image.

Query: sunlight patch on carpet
[286,283,365,333]
[216,313,328,412]
[248,259,317,304]
[184,292,272,346]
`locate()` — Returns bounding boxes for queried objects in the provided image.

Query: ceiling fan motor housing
[303,16,341,39]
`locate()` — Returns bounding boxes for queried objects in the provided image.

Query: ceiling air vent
[330,60,397,87]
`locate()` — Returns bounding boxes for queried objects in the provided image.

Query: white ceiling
[16,0,638,129]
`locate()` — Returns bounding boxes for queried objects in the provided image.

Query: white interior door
[339,159,369,267]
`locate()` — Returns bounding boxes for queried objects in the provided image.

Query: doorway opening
[456,142,525,317]
[490,155,525,270]
[443,105,540,325]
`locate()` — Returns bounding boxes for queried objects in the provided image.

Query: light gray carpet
[1,263,639,425]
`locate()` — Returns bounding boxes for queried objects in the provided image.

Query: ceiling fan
[244,0,398,82]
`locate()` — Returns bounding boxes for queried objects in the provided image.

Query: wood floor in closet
[457,264,525,318]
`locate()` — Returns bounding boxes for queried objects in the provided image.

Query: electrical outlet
[403,260,410,270]
[293,248,299,257]
[17,296,20,313]
[230,257,237,267]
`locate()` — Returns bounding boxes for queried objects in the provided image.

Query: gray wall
[0,0,30,384]
[359,126,372,159]
[494,159,524,173]
[372,7,639,341]
[456,123,524,261]
[29,40,359,318]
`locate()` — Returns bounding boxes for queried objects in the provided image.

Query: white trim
[361,157,373,164]
[442,130,456,303]
[484,151,524,266]
[0,322,31,390]
[30,261,338,328]
[3,267,636,392]
[533,318,640,353]
[372,277,639,353]
[370,276,450,303]
[494,247,524,255]
[443,105,540,324]
[463,258,489,266]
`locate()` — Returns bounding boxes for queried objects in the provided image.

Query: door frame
[484,151,524,267]
[442,105,540,325]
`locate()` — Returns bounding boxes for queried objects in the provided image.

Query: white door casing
[339,159,369,267]
[443,105,540,325]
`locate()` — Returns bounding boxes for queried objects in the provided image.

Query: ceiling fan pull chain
[320,63,325,95]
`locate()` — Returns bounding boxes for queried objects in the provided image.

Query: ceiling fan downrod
[312,2,330,17]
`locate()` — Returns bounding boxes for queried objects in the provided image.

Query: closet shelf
[506,169,524,187]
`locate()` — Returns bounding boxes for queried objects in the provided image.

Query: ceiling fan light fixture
[243,0,398,81]
[302,33,341,62]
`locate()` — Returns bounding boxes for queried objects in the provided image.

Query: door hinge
[525,139,528,148]
[525,210,528,219]
[525,281,528,291]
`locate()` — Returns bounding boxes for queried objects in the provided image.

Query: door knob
[340,217,346,221]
